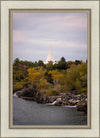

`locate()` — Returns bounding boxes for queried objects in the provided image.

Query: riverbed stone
[15,88,87,113]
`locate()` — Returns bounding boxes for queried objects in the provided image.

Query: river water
[13,96,87,125]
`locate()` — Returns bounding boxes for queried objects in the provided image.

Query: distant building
[45,45,55,64]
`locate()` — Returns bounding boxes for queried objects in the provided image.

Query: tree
[53,63,59,70]
[58,57,66,70]
[37,60,44,66]
[64,63,87,92]
[27,67,47,87]
[66,61,74,69]
[34,61,38,67]
[47,61,53,65]
[75,60,82,65]
[36,78,49,89]
[13,70,24,81]
[13,58,20,66]
[46,64,53,71]
[49,70,63,84]
[44,71,53,84]
[61,57,66,62]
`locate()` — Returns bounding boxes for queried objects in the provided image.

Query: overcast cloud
[13,12,87,62]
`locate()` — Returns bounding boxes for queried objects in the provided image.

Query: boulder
[76,100,87,113]
[16,89,34,98]
[15,89,87,113]
[52,98,62,106]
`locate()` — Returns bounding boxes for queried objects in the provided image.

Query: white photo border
[0,0,100,138]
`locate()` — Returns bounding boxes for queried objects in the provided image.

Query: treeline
[13,57,87,96]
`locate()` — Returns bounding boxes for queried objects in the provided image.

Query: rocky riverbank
[15,88,87,113]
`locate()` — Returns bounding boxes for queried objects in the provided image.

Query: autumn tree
[66,61,74,69]
[44,71,53,84]
[64,63,87,93]
[49,70,63,84]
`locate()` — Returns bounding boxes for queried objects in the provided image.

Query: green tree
[58,57,66,70]
[46,64,53,71]
[75,60,82,65]
[37,60,44,66]
[13,58,20,66]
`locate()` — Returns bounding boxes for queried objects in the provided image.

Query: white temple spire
[45,45,55,64]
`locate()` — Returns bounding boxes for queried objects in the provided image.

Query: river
[13,96,87,125]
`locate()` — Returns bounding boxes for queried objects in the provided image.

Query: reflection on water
[13,96,87,125]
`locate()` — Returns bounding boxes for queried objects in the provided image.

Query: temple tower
[45,45,55,64]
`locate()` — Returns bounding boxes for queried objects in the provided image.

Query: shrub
[75,79,82,93]
[80,88,87,93]
[60,85,67,93]
[13,82,23,92]
[46,88,58,96]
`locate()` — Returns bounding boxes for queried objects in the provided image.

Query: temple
[45,45,55,64]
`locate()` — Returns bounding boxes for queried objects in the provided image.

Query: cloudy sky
[13,12,87,62]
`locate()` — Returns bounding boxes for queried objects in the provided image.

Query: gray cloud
[13,12,87,62]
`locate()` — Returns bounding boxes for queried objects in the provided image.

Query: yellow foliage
[46,88,58,96]
[49,70,63,82]
[37,78,49,89]
[13,82,23,92]
[80,72,84,77]
[27,67,46,83]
